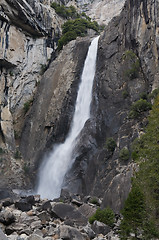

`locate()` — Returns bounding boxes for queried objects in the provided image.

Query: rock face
[63,0,159,212]
[0,0,64,190]
[20,37,91,175]
[0,0,62,153]
[1,0,159,218]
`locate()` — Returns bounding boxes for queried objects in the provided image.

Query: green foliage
[119,147,129,161]
[0,147,5,155]
[129,99,152,119]
[40,64,47,75]
[120,183,146,239]
[105,137,116,153]
[14,150,21,159]
[123,50,140,80]
[122,90,129,99]
[140,92,148,100]
[149,88,159,99]
[23,163,30,175]
[90,197,100,206]
[51,3,79,19]
[23,99,33,114]
[121,95,159,239]
[89,207,115,227]
[58,18,99,50]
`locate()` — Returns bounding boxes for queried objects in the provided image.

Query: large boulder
[59,225,85,240]
[51,203,87,226]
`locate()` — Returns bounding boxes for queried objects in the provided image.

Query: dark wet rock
[41,200,52,211]
[2,198,14,207]
[15,199,32,212]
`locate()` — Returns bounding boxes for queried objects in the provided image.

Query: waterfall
[37,36,99,199]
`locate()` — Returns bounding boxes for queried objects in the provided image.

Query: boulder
[27,234,43,240]
[78,203,96,218]
[41,200,52,211]
[91,220,110,235]
[2,198,14,207]
[52,203,87,226]
[81,224,96,239]
[37,211,50,224]
[0,228,7,240]
[60,225,85,240]
[15,199,32,212]
[0,209,15,225]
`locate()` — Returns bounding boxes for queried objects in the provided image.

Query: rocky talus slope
[0,194,120,240]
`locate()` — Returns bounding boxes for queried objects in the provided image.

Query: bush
[40,64,47,75]
[23,99,33,114]
[14,150,21,159]
[129,99,152,119]
[58,18,99,50]
[149,88,159,99]
[122,90,129,99]
[105,137,116,153]
[89,207,115,227]
[51,3,79,19]
[140,92,148,100]
[0,147,5,155]
[119,147,129,161]
[90,197,100,206]
[123,50,140,80]
[23,163,30,175]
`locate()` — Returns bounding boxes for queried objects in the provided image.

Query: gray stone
[82,224,96,239]
[37,211,50,223]
[0,227,7,240]
[92,220,110,235]
[60,225,85,240]
[27,234,43,240]
[0,209,15,225]
[78,203,96,218]
[52,203,87,226]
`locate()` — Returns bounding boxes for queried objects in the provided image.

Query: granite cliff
[0,0,159,237]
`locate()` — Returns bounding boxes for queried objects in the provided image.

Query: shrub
[140,92,148,100]
[129,99,152,119]
[14,150,21,159]
[119,147,129,161]
[40,64,47,75]
[51,3,79,19]
[0,147,5,155]
[90,197,100,206]
[23,99,33,114]
[89,207,115,227]
[58,18,99,50]
[122,90,129,99]
[105,137,116,153]
[123,50,140,80]
[23,163,30,175]
[149,88,159,99]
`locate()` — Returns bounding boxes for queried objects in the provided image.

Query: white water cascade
[37,36,99,199]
